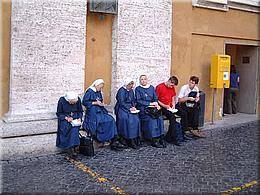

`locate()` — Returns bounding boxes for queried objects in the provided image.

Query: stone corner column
[2,0,87,137]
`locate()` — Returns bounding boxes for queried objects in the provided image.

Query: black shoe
[118,141,129,149]
[127,139,139,149]
[172,141,183,146]
[182,138,189,142]
[67,148,77,158]
[67,148,72,155]
[159,138,167,148]
[165,135,173,144]
[111,140,128,149]
[134,137,142,147]
[110,145,124,151]
[74,146,80,153]
[72,152,78,158]
[185,131,196,139]
[118,138,128,147]
[151,141,164,148]
[183,135,192,141]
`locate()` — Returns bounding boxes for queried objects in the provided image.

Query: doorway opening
[223,44,258,114]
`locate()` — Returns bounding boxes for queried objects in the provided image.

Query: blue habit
[114,87,140,139]
[56,97,83,149]
[135,85,164,139]
[82,88,117,143]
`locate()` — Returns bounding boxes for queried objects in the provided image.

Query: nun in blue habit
[56,91,83,157]
[114,79,141,149]
[82,79,126,151]
[135,75,166,148]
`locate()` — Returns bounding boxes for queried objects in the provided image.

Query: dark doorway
[224,44,258,114]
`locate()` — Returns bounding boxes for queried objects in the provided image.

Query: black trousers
[176,102,199,131]
[224,88,238,114]
[161,107,177,142]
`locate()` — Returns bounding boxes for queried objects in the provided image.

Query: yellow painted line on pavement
[221,179,260,195]
[65,156,127,195]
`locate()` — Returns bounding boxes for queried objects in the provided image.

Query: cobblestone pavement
[1,122,259,194]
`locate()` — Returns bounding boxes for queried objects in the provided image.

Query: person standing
[224,65,240,114]
[56,91,83,158]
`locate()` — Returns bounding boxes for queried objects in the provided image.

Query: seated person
[56,91,83,158]
[82,79,125,151]
[135,75,165,148]
[156,76,186,146]
[176,76,206,138]
[114,79,141,149]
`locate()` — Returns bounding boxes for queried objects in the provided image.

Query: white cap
[64,91,78,101]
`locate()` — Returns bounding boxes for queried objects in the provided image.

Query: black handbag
[144,107,162,119]
[185,91,198,108]
[79,134,94,157]
[188,91,197,98]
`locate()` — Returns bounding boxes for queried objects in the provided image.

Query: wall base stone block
[1,133,58,160]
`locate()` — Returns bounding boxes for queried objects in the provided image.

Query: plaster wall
[172,0,259,122]
[192,6,259,40]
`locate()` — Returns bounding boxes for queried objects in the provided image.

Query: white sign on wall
[223,72,229,81]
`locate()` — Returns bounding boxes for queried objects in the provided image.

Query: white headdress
[88,79,105,92]
[123,78,135,90]
[138,74,150,89]
[64,91,78,102]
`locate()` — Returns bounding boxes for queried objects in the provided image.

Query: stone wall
[5,0,86,123]
[1,0,172,159]
[1,130,58,160]
[1,0,86,138]
[111,0,172,105]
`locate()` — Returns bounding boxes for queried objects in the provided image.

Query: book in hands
[167,108,178,113]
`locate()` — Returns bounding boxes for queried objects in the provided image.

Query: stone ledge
[2,112,57,123]
[0,119,57,138]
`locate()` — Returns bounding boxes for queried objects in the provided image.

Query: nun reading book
[82,79,126,151]
[135,75,165,148]
[114,79,141,149]
[56,91,83,158]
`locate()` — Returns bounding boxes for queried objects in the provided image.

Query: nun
[114,79,141,149]
[135,75,165,148]
[56,91,83,158]
[82,79,125,151]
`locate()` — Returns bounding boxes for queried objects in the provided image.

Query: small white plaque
[223,72,229,81]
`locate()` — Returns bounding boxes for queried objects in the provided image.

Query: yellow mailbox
[210,54,231,88]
